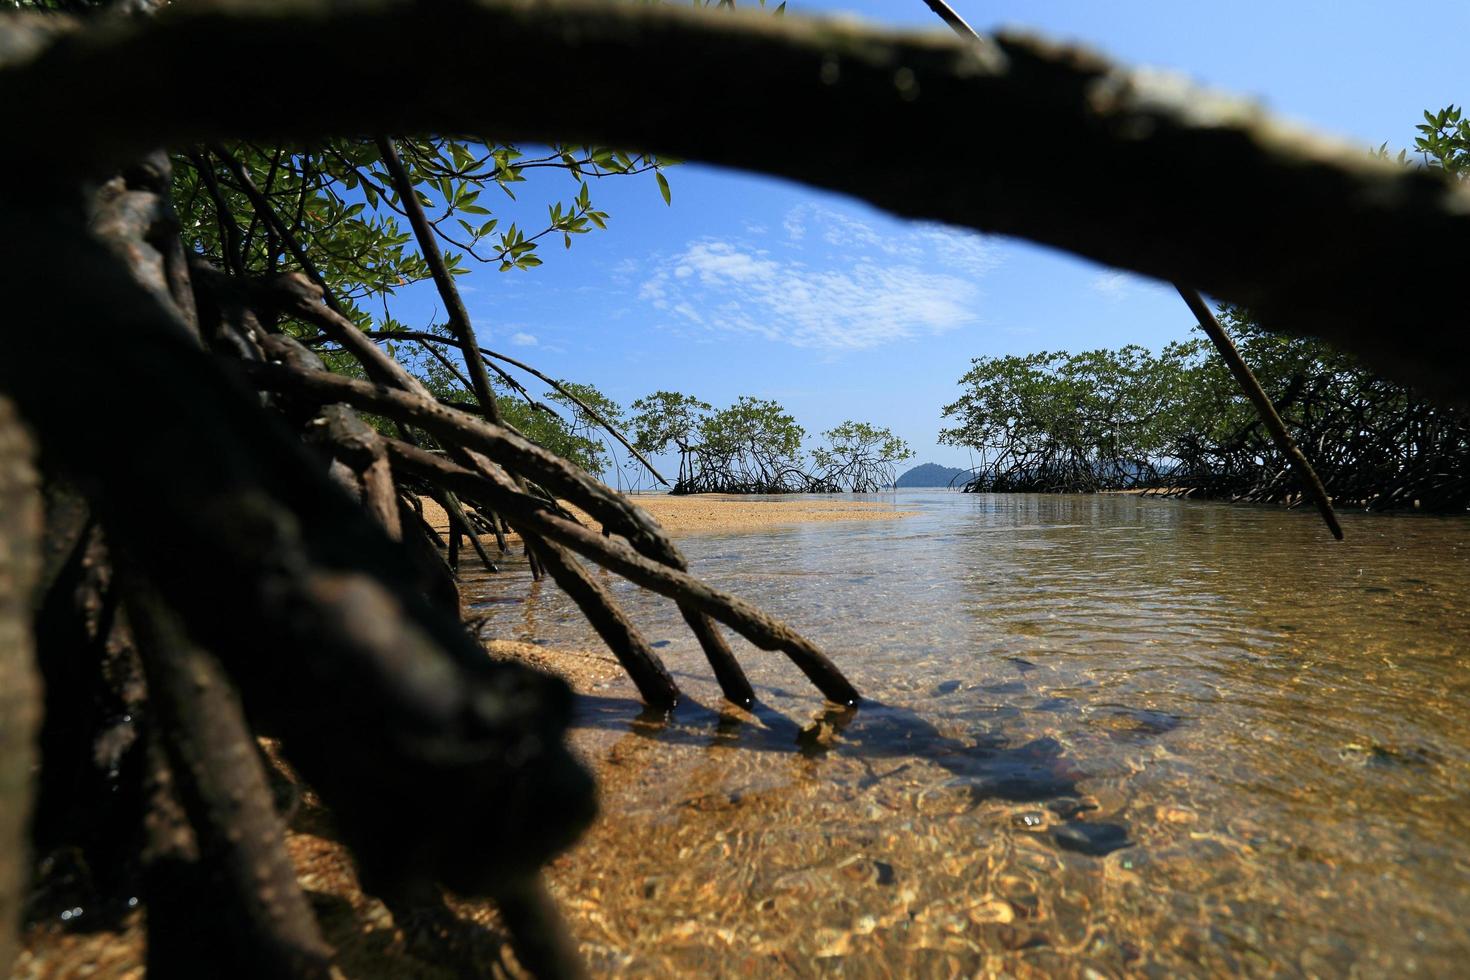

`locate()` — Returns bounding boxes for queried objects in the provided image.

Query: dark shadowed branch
[1,0,1468,397]
[913,0,1342,538]
[0,397,41,980]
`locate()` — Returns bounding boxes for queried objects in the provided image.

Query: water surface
[467,492,1470,976]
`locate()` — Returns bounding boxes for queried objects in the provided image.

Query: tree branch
[2,0,1468,396]
[0,396,41,980]
[0,187,596,902]
[909,0,1341,537]
[385,439,858,705]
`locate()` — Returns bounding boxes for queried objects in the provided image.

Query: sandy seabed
[446,492,915,692]
[15,494,914,979]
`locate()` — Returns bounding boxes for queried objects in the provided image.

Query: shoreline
[448,491,920,694]
[15,494,915,978]
[418,491,919,539]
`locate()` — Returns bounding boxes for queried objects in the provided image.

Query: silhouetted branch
[2,0,1468,396]
[0,397,41,980]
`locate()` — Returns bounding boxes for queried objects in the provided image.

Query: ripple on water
[466,492,1470,975]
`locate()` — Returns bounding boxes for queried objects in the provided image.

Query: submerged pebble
[1052,821,1133,856]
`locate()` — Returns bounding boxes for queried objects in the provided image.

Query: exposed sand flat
[483,639,625,693]
[415,492,916,538]
[16,499,891,978]
[615,493,916,534]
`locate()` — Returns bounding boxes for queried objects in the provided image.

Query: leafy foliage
[631,395,907,494]
[1414,104,1469,176]
[940,105,1470,511]
[164,134,671,470]
[810,422,912,492]
[629,391,714,487]
[174,138,660,327]
[940,312,1470,510]
[939,345,1183,493]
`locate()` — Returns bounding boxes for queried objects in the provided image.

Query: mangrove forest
[2,0,1469,977]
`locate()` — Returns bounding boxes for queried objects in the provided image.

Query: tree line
[940,311,1470,511]
[940,106,1470,513]
[5,2,1470,977]
[941,308,1470,512]
[628,393,911,494]
[395,360,914,495]
[940,308,1470,514]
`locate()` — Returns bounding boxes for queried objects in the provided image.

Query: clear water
[465,492,1470,976]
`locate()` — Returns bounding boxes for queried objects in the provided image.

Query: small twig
[1175,287,1344,539]
[209,142,346,315]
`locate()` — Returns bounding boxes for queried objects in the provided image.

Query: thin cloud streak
[639,205,998,351]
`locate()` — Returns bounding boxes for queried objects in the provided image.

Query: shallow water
[466,492,1470,977]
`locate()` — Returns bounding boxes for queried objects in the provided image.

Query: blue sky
[397,0,1468,483]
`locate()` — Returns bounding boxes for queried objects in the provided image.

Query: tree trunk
[127,579,334,978]
[0,396,42,979]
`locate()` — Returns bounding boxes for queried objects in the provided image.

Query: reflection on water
[465,492,1470,976]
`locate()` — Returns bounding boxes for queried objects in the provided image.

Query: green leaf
[655,170,672,206]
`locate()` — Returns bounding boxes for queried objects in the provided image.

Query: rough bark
[0,188,595,902]
[0,396,41,980]
[913,0,1342,540]
[255,276,697,712]
[245,361,854,702]
[350,330,672,489]
[442,490,499,571]
[397,495,463,616]
[375,134,557,584]
[27,520,151,925]
[385,440,861,706]
[375,136,504,426]
[241,360,711,555]
[2,0,1468,398]
[127,581,334,978]
[530,540,680,710]
[350,329,752,702]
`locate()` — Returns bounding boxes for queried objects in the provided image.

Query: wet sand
[15,495,912,979]
[465,491,917,693]
[416,491,916,539]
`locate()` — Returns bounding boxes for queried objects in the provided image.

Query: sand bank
[15,495,910,977]
[417,491,916,538]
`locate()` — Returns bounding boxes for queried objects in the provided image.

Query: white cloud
[509,331,538,347]
[1090,270,1167,302]
[639,206,997,351]
[1092,271,1131,300]
[783,210,807,241]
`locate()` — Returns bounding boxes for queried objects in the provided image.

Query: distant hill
[895,463,973,488]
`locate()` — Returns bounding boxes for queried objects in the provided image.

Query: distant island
[895,462,973,488]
